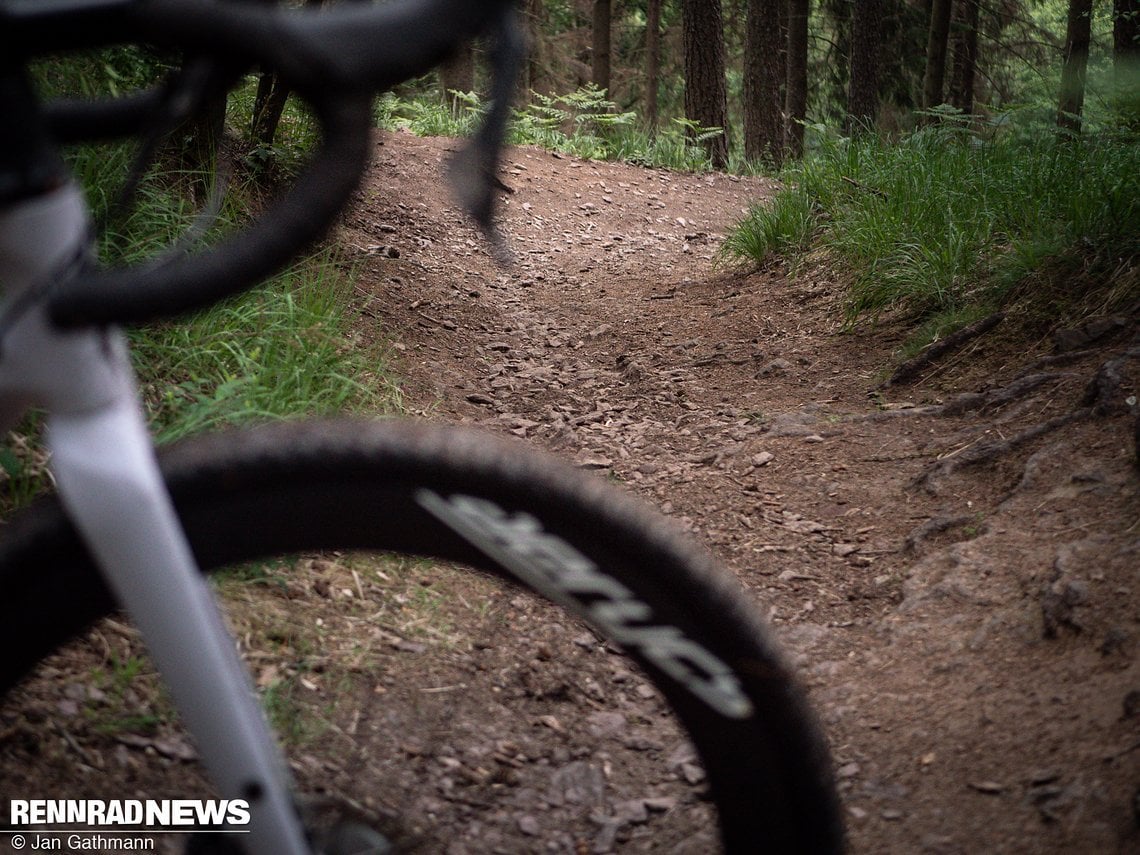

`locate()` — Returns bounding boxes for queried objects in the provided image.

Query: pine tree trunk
[251,74,289,148]
[250,0,326,148]
[1116,0,1140,63]
[785,0,809,158]
[682,0,730,168]
[743,0,786,165]
[1115,0,1140,124]
[592,0,612,95]
[846,0,882,133]
[646,0,662,132]
[822,0,853,125]
[949,0,980,115]
[922,0,954,111]
[1058,0,1094,134]
[440,43,476,104]
[522,0,546,98]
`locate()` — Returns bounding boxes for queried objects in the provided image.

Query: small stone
[752,451,775,467]
[968,781,1004,794]
[680,763,706,785]
[758,358,793,377]
[575,453,613,470]
[56,699,79,717]
[538,715,564,733]
[517,815,540,836]
[614,800,649,824]
[1123,690,1140,719]
[586,711,627,739]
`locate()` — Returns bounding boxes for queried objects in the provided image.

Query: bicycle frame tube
[0,185,310,854]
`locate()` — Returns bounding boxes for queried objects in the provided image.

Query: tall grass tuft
[722,119,1140,341]
[133,252,399,444]
[64,138,400,445]
[719,187,816,264]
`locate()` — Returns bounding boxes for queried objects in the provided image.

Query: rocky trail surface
[1,129,1136,855]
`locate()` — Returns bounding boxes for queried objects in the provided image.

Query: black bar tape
[48,94,373,326]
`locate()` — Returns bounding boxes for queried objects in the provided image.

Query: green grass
[722,117,1140,346]
[60,142,402,444]
[719,185,816,263]
[133,253,399,444]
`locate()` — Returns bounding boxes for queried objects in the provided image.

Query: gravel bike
[0,1,843,851]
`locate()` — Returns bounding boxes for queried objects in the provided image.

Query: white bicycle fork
[0,185,309,855]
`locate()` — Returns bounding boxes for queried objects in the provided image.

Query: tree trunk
[821,0,853,125]
[743,0,786,165]
[251,73,289,148]
[922,0,954,110]
[948,0,980,115]
[1115,0,1140,123]
[646,0,662,131]
[440,43,476,103]
[785,0,809,158]
[682,0,730,168]
[1057,0,1093,135]
[592,0,612,94]
[1117,0,1140,61]
[846,0,882,133]
[250,0,325,148]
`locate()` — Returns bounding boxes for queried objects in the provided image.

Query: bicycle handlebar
[0,0,518,326]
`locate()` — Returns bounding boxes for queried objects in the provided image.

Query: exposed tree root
[913,409,1092,492]
[1014,348,1100,377]
[903,514,976,554]
[881,312,1005,388]
[939,372,1065,417]
[907,337,1140,492]
[857,371,1067,424]
[1082,341,1140,416]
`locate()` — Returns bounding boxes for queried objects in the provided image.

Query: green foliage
[32,136,389,454]
[0,429,49,516]
[59,138,400,445]
[375,88,484,138]
[374,84,721,172]
[84,654,170,736]
[228,75,323,175]
[723,116,1140,345]
[510,87,723,170]
[31,46,169,100]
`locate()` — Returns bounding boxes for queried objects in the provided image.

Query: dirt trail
[343,130,1140,853]
[1,129,1136,855]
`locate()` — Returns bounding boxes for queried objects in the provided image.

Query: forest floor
[2,130,1138,854]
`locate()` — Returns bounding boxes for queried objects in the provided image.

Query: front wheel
[0,418,843,853]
